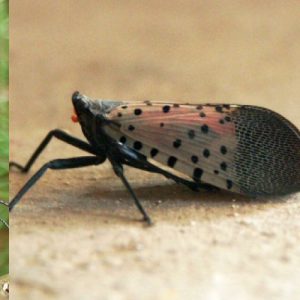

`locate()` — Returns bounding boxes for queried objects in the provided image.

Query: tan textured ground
[10,1,300,300]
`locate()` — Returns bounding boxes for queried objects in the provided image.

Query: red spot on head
[71,109,78,123]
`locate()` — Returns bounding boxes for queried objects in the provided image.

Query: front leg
[10,129,101,173]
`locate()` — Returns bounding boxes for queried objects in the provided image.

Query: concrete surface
[10,1,300,300]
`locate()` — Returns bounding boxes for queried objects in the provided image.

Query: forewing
[104,102,240,193]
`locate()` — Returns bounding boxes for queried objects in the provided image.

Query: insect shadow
[19,175,290,225]
[84,182,292,221]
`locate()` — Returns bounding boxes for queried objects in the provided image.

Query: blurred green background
[0,0,9,276]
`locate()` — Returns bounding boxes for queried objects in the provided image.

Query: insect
[9,92,300,224]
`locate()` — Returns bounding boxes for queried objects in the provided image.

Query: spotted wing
[104,102,300,196]
[104,102,239,193]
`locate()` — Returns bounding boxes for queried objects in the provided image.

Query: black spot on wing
[227,180,233,190]
[191,155,198,163]
[203,149,210,158]
[134,108,142,116]
[128,125,135,131]
[163,105,171,113]
[201,124,209,133]
[120,136,126,144]
[188,129,195,139]
[173,139,182,149]
[150,148,159,158]
[193,168,203,181]
[215,106,223,113]
[133,141,143,150]
[220,146,227,155]
[220,162,227,171]
[167,156,177,167]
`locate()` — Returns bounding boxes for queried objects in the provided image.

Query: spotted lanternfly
[9,92,300,224]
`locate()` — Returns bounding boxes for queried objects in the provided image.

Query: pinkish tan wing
[103,101,300,196]
[104,102,240,193]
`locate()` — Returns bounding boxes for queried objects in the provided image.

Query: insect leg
[110,160,152,225]
[146,165,219,192]
[116,145,219,192]
[123,159,198,190]
[9,156,104,211]
[10,129,100,172]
